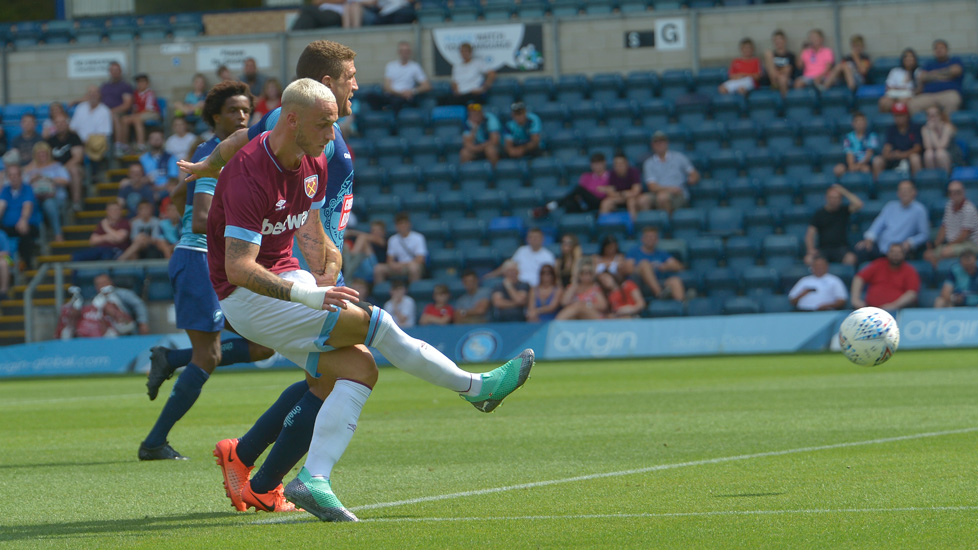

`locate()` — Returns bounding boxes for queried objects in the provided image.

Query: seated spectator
[879,48,919,113]
[805,184,864,266]
[348,277,373,304]
[794,29,835,89]
[459,102,501,167]
[556,260,608,320]
[450,43,496,106]
[140,128,180,197]
[834,112,879,178]
[116,163,156,215]
[252,79,283,124]
[173,73,207,122]
[788,254,848,311]
[158,199,182,252]
[823,34,871,91]
[625,226,685,301]
[238,57,268,98]
[718,38,762,95]
[375,41,431,113]
[934,250,978,307]
[921,105,957,173]
[41,102,69,139]
[556,233,582,288]
[0,232,9,300]
[872,102,922,178]
[0,126,7,158]
[924,180,978,266]
[164,117,198,162]
[851,243,920,310]
[291,0,344,30]
[600,152,643,220]
[70,86,113,168]
[419,284,455,326]
[593,234,625,277]
[599,272,646,319]
[639,131,699,214]
[129,200,171,259]
[856,180,929,261]
[94,273,149,335]
[762,29,797,96]
[46,114,84,211]
[485,227,555,286]
[527,264,563,322]
[373,212,427,284]
[908,39,963,115]
[383,280,416,328]
[72,202,134,262]
[367,0,417,25]
[216,64,234,82]
[454,269,492,324]
[120,73,160,151]
[12,113,42,166]
[503,102,542,159]
[491,260,530,322]
[534,152,611,217]
[0,163,41,269]
[100,61,134,157]
[23,142,71,243]
[343,219,387,280]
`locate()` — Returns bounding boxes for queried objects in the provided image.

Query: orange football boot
[241,481,298,513]
[213,438,253,512]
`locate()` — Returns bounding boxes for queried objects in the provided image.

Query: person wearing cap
[871,102,922,179]
[908,39,963,115]
[459,102,501,167]
[120,73,160,153]
[450,43,496,105]
[638,131,699,214]
[504,102,542,159]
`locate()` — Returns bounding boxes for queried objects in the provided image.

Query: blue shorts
[170,247,225,333]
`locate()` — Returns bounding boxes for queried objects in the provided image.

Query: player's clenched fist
[290,284,360,311]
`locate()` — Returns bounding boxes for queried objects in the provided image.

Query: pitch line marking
[251,425,978,524]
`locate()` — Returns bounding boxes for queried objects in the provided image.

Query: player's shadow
[0,512,241,543]
[0,460,132,470]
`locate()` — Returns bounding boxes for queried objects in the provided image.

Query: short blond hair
[281,78,336,111]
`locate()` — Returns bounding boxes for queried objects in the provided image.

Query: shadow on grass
[0,512,241,543]
[715,492,787,498]
[0,460,133,470]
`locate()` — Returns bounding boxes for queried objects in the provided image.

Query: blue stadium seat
[535,103,568,134]
[3,104,35,120]
[171,13,204,37]
[691,121,726,155]
[569,100,605,131]
[619,0,651,12]
[674,97,710,126]
[644,300,684,318]
[780,204,813,242]
[43,20,75,44]
[782,148,816,180]
[360,111,394,140]
[908,260,934,288]
[515,0,549,17]
[687,237,724,271]
[686,296,722,317]
[741,266,780,296]
[634,210,670,234]
[417,2,448,23]
[396,108,428,138]
[704,207,743,237]
[913,169,948,192]
[522,76,555,107]
[409,135,443,166]
[799,117,836,150]
[639,98,673,128]
[670,208,706,240]
[428,249,463,272]
[620,127,652,164]
[689,178,724,209]
[74,18,106,44]
[763,234,801,268]
[421,164,457,193]
[486,78,521,112]
[591,73,624,103]
[869,57,900,85]
[779,263,811,294]
[135,15,170,41]
[820,88,853,120]
[431,105,467,122]
[744,148,779,180]
[356,166,386,190]
[658,123,691,151]
[449,0,481,21]
[783,88,819,121]
[367,194,402,214]
[548,129,583,161]
[473,189,509,210]
[725,235,760,269]
[10,21,43,47]
[374,137,407,166]
[557,212,595,238]
[723,296,760,315]
[743,206,778,238]
[711,94,745,124]
[876,170,907,200]
[828,263,855,288]
[483,2,515,20]
[556,74,590,104]
[659,69,693,101]
[838,171,874,197]
[726,177,759,209]
[488,216,526,239]
[707,149,742,180]
[854,200,884,234]
[508,188,543,210]
[746,89,782,123]
[459,161,493,193]
[855,84,886,113]
[658,237,687,264]
[597,211,634,237]
[550,0,583,16]
[451,218,487,241]
[437,191,471,213]
[528,157,565,189]
[703,267,740,298]
[624,71,660,103]
[495,159,528,189]
[759,294,793,313]
[764,120,798,153]
[605,99,638,129]
[694,66,729,96]
[583,127,621,156]
[917,288,941,308]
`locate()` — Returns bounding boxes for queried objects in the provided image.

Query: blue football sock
[143,363,209,448]
[218,337,253,366]
[249,391,324,494]
[235,380,310,467]
[164,348,193,370]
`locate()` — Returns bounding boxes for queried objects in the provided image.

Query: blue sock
[218,337,253,366]
[143,363,209,448]
[164,348,193,369]
[236,380,310,467]
[249,391,324,494]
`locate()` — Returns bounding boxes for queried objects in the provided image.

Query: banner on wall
[432,23,545,77]
[67,51,127,79]
[195,44,271,73]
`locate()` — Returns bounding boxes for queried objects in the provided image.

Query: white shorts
[722,76,756,93]
[220,270,342,377]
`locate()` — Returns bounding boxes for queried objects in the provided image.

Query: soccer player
[207,78,533,522]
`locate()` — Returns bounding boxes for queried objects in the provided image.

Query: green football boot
[283,467,358,522]
[462,348,535,413]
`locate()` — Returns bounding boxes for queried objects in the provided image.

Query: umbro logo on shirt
[275,199,287,211]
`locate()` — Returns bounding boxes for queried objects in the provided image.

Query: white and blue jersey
[249,108,355,286]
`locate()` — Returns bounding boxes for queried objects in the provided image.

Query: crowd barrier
[0,308,974,378]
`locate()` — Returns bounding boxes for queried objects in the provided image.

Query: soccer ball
[838,307,900,366]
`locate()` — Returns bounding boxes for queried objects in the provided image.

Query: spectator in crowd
[834,111,879,178]
[454,269,492,324]
[851,243,920,310]
[599,272,646,319]
[12,113,42,166]
[348,277,373,304]
[718,38,762,95]
[157,199,182,252]
[600,152,643,220]
[46,114,84,211]
[373,211,427,284]
[292,0,344,30]
[625,226,685,301]
[0,126,7,158]
[343,219,387,280]
[556,260,608,320]
[872,102,922,178]
[383,280,416,328]
[762,29,797,96]
[556,233,582,288]
[173,73,207,121]
[99,62,134,157]
[116,162,156,215]
[485,227,555,287]
[238,57,268,98]
[94,273,150,335]
[921,105,957,173]
[344,0,416,27]
[128,200,170,259]
[164,117,198,162]
[72,202,132,261]
[450,42,496,105]
[492,260,530,322]
[503,102,542,159]
[459,102,501,167]
[252,78,283,123]
[0,163,41,269]
[823,34,872,91]
[378,41,431,113]
[41,102,69,139]
[534,152,611,217]
[120,73,160,152]
[909,39,964,115]
[788,253,848,311]
[794,29,835,89]
[856,180,929,261]
[934,250,978,308]
[0,232,10,300]
[140,128,180,197]
[419,284,455,326]
[70,86,113,167]
[924,180,978,266]
[879,48,919,113]
[639,131,700,214]
[526,264,562,322]
[215,65,234,82]
[593,234,625,277]
[23,142,70,243]
[805,184,864,266]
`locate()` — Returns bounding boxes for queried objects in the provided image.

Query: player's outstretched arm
[176,128,251,183]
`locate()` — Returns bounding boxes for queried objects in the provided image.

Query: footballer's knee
[249,342,275,361]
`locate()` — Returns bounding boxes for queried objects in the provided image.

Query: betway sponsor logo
[550,326,638,357]
[261,211,308,235]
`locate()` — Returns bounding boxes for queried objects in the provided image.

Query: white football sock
[372,310,481,395]
[303,379,371,479]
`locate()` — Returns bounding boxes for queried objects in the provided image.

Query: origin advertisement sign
[432,23,544,77]
[897,309,978,349]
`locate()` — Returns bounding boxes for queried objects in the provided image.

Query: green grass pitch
[2,349,977,549]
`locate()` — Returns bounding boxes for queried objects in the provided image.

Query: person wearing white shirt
[788,255,849,311]
[450,42,496,105]
[374,212,427,284]
[376,41,431,112]
[383,280,417,328]
[70,86,113,142]
[163,117,198,161]
[291,0,343,30]
[485,228,556,287]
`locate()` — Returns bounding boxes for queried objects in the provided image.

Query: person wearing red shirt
[851,243,920,310]
[419,284,455,326]
[120,74,160,151]
[719,38,762,95]
[599,272,646,318]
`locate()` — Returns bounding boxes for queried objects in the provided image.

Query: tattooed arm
[295,210,342,286]
[176,128,250,183]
